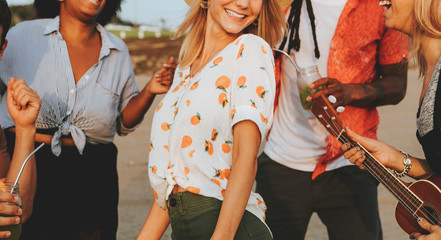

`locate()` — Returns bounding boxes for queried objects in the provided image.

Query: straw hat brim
[184,0,292,10]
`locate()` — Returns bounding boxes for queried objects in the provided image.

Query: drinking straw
[12,143,45,191]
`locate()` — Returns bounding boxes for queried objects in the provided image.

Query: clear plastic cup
[0,183,22,240]
[297,65,322,110]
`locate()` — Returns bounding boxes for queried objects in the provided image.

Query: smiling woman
[137,0,286,239]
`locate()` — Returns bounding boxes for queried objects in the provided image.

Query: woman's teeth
[379,1,392,8]
[225,9,245,19]
[89,0,98,4]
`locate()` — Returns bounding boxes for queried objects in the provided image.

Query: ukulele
[311,94,441,235]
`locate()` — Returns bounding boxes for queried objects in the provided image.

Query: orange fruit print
[218,93,228,108]
[190,81,199,91]
[181,135,192,148]
[212,57,223,66]
[237,43,244,60]
[205,140,214,155]
[185,167,190,175]
[149,142,154,152]
[260,113,268,124]
[256,86,267,99]
[172,85,180,93]
[156,102,163,112]
[237,76,247,88]
[231,108,236,119]
[211,178,221,186]
[151,166,157,174]
[215,76,230,92]
[188,150,195,158]
[186,186,200,194]
[161,122,170,131]
[163,145,169,152]
[191,113,201,125]
[261,45,267,54]
[222,141,232,153]
[214,168,231,180]
[211,129,219,141]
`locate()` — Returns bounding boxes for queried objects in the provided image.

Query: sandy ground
[115,69,423,239]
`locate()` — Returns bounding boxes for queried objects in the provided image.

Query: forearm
[348,61,408,108]
[122,83,156,128]
[212,154,257,240]
[212,121,260,240]
[385,149,432,179]
[348,74,407,107]
[6,126,36,222]
[137,200,170,240]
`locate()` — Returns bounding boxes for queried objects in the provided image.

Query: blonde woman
[342,0,441,239]
[137,0,287,239]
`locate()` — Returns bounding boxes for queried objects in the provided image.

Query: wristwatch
[393,150,411,178]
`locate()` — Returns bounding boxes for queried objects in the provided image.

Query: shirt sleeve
[117,49,141,136]
[230,35,276,143]
[378,28,408,65]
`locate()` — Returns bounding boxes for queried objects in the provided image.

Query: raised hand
[6,78,41,130]
[146,57,176,95]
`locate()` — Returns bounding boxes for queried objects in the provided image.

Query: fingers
[0,214,21,227]
[310,77,331,89]
[7,78,41,111]
[0,231,12,239]
[418,218,439,233]
[0,192,19,205]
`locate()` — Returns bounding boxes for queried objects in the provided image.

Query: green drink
[297,65,322,110]
[0,183,22,240]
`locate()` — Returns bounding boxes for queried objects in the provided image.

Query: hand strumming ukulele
[311,94,441,235]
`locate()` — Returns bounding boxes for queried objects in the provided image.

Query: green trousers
[167,192,273,240]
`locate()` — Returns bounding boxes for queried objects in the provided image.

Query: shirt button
[66,111,72,115]
[85,75,90,80]
[70,89,75,94]
[169,198,177,207]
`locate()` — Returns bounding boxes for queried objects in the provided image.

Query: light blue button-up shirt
[0,17,140,156]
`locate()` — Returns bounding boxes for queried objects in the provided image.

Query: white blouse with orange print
[148,34,276,223]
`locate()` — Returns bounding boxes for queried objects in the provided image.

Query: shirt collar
[43,16,123,58]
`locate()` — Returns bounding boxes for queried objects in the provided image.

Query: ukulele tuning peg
[318,114,323,118]
[323,106,328,110]
[331,117,335,120]
[336,106,345,113]
[326,124,330,128]
[328,95,337,104]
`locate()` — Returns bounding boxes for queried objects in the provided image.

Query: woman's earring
[252,18,258,26]
[200,0,210,9]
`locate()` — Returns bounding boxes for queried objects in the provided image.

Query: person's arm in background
[122,57,176,128]
[5,77,41,222]
[308,61,408,108]
[308,29,408,108]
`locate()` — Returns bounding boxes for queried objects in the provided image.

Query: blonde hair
[412,0,441,75]
[175,0,286,67]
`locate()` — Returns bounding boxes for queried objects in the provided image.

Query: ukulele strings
[319,108,440,224]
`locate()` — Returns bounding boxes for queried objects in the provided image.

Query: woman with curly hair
[0,0,175,239]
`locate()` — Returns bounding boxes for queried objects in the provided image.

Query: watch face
[404,158,411,165]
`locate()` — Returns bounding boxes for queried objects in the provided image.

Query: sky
[8,0,190,28]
